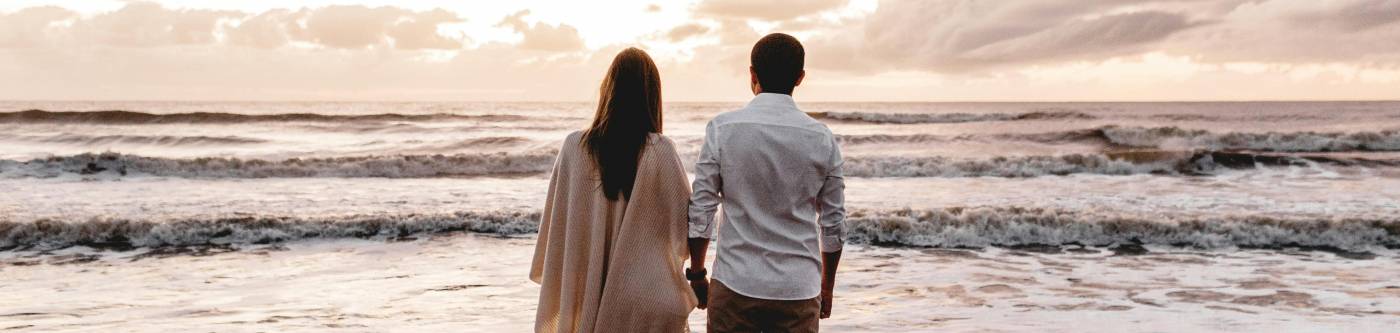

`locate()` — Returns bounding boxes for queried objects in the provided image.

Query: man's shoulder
[708,108,748,125]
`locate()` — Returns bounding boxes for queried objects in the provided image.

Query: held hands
[819,288,833,319]
[690,278,709,309]
[686,267,709,309]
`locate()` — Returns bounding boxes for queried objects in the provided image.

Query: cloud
[291,5,466,50]
[2,0,1399,101]
[497,10,585,52]
[695,0,849,21]
[76,2,236,47]
[0,6,77,48]
[665,23,710,42]
[961,11,1196,64]
[225,9,298,49]
[802,0,1400,74]
[1170,0,1400,63]
[0,3,468,50]
[1272,0,1400,32]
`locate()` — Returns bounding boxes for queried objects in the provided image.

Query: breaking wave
[3,207,1395,251]
[0,110,529,124]
[0,211,541,250]
[4,150,1390,179]
[846,151,1400,178]
[810,110,1097,124]
[837,129,1104,146]
[0,152,556,178]
[1100,126,1400,152]
[844,207,1400,251]
[0,133,267,146]
[838,126,1400,152]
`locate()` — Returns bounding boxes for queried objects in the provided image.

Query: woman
[529,48,697,332]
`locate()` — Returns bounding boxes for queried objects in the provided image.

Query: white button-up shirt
[688,93,847,301]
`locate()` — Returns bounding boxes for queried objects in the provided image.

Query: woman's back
[530,131,696,333]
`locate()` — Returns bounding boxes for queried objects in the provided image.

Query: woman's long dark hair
[582,47,663,201]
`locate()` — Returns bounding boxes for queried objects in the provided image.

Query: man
[686,33,846,333]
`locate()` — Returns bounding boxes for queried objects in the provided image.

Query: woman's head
[582,47,663,201]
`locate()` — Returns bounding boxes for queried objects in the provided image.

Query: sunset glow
[2,0,1399,101]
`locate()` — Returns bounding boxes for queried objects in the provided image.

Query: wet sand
[2,234,1397,332]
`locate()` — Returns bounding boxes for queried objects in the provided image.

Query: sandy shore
[2,233,1398,332]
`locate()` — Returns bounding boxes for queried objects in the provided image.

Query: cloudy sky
[1,0,1399,101]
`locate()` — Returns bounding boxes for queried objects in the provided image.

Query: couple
[530,33,846,333]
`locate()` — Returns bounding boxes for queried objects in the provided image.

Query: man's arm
[687,237,711,309]
[821,250,842,318]
[817,135,847,319]
[687,121,723,309]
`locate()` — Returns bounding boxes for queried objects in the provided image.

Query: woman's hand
[691,277,711,307]
[690,278,709,309]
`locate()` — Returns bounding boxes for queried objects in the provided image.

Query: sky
[1,0,1399,102]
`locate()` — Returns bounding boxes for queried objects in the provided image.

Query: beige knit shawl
[530,132,697,333]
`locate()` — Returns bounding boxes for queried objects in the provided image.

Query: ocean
[2,100,1398,331]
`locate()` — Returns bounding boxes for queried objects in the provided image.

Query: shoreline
[3,233,1397,332]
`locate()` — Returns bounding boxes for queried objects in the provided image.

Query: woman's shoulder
[565,130,585,142]
[560,130,585,147]
[646,133,678,151]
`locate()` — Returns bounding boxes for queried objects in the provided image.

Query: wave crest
[0,133,267,146]
[0,211,540,250]
[811,110,1096,124]
[4,208,1394,251]
[0,152,556,178]
[1101,126,1400,152]
[0,110,528,124]
[845,207,1400,251]
[839,126,1400,153]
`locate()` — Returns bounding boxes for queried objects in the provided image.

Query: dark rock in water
[1005,244,1063,255]
[49,254,103,265]
[79,162,107,175]
[75,237,136,252]
[1305,246,1377,260]
[919,248,980,258]
[1065,248,1100,254]
[428,284,489,292]
[130,245,236,261]
[1110,243,1149,256]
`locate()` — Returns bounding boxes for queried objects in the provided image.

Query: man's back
[688,93,846,300]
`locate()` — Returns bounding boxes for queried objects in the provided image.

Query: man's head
[749,33,805,96]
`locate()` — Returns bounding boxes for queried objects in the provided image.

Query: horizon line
[3,98,1399,104]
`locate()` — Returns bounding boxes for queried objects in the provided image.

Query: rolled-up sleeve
[688,121,722,239]
[818,135,846,252]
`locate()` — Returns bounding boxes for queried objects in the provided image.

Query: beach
[3,234,1398,332]
[3,100,1400,331]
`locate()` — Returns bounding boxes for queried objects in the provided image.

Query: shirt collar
[745,93,798,111]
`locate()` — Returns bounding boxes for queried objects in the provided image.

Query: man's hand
[820,249,841,319]
[687,238,712,310]
[691,278,709,309]
[820,288,833,319]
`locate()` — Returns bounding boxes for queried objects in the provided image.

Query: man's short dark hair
[750,33,804,95]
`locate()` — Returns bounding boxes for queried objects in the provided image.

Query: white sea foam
[0,133,268,146]
[1101,126,1400,152]
[812,110,1096,124]
[4,207,1395,251]
[844,207,1400,252]
[0,211,540,250]
[838,126,1400,152]
[0,109,530,124]
[0,152,557,178]
[3,150,1365,179]
[841,154,1194,178]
